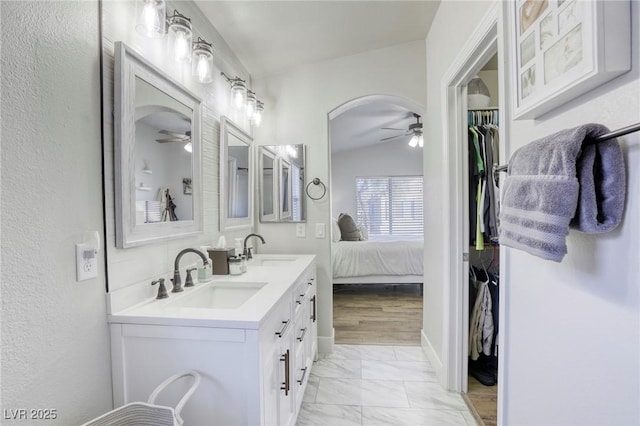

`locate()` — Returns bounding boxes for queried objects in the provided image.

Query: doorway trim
[440,1,507,423]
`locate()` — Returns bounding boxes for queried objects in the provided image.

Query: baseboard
[421,329,445,386]
[318,328,335,353]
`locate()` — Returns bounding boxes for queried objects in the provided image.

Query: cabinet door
[277,326,295,426]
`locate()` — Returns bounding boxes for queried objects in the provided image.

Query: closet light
[468,75,491,109]
[135,0,166,38]
[192,37,214,83]
[167,10,192,63]
[253,101,264,127]
[246,90,257,119]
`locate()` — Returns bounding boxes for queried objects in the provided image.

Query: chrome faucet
[172,248,209,293]
[243,233,265,260]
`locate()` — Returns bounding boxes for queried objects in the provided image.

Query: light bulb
[195,54,209,81]
[408,135,419,147]
[253,101,264,127]
[231,79,246,109]
[184,142,193,153]
[246,91,257,119]
[135,0,165,38]
[418,135,424,148]
[192,39,214,84]
[167,12,192,63]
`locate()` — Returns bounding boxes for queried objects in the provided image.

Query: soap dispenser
[234,238,243,256]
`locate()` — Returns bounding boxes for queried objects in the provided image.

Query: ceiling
[194,1,440,154]
[195,1,441,76]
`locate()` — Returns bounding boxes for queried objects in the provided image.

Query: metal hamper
[82,371,201,426]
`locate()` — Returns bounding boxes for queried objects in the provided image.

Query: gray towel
[499,124,625,262]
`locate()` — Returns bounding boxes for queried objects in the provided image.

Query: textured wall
[1,1,112,423]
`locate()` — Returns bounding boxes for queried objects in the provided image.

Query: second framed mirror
[259,144,306,222]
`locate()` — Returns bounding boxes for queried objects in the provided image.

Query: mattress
[332,236,424,278]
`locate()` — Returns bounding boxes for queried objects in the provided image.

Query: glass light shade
[468,75,491,109]
[253,101,264,127]
[246,91,257,119]
[167,14,192,63]
[184,142,193,153]
[408,135,419,148]
[418,134,424,148]
[231,79,247,109]
[192,39,214,83]
[135,0,166,38]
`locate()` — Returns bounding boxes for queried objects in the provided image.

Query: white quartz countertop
[108,254,316,329]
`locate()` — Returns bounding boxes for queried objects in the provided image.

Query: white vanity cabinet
[108,257,316,426]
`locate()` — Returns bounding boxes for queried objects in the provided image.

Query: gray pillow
[338,213,361,241]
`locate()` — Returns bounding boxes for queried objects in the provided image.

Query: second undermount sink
[169,282,267,309]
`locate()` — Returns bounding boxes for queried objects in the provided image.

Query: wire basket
[82,371,201,426]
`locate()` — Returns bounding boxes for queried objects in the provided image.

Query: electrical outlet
[76,243,98,281]
[296,223,306,238]
[315,223,326,239]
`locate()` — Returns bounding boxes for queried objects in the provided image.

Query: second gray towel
[499,124,625,262]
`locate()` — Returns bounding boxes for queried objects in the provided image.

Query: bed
[331,235,424,284]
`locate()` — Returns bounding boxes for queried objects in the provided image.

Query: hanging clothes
[468,110,500,247]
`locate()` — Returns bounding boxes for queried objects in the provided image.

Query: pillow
[358,225,368,241]
[332,219,341,242]
[338,213,361,241]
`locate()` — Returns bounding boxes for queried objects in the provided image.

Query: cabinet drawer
[260,296,293,346]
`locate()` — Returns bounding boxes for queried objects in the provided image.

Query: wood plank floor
[464,376,498,426]
[333,283,423,345]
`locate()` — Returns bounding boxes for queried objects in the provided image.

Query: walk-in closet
[463,55,500,426]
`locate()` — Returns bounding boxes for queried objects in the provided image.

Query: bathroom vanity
[108,254,317,426]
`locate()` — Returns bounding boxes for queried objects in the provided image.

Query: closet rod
[493,122,640,175]
[468,107,499,111]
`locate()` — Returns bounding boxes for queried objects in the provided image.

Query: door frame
[441,1,508,423]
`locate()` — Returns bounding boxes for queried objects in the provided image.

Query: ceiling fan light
[184,142,193,153]
[418,134,424,148]
[408,135,419,148]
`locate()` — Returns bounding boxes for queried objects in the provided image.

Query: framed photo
[510,0,631,119]
[183,178,192,195]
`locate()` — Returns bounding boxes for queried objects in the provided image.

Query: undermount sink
[169,282,267,309]
[250,257,297,266]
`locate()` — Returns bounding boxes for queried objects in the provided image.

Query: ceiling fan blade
[380,134,407,141]
[156,138,188,143]
[381,127,406,131]
[158,129,183,137]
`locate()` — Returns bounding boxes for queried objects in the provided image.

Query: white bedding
[332,236,424,279]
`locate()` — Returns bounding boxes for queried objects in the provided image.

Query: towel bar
[493,122,640,178]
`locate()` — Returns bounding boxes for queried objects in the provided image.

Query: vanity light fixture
[135,0,166,38]
[167,10,192,63]
[253,101,264,127]
[246,90,257,119]
[192,37,214,83]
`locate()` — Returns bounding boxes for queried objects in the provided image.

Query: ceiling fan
[156,129,193,152]
[156,129,191,143]
[380,113,423,147]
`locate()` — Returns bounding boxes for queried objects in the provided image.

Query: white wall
[254,39,427,349]
[1,2,113,423]
[331,140,423,219]
[425,1,640,424]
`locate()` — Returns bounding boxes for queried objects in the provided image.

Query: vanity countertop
[108,254,316,330]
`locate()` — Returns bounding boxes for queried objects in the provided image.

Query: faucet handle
[151,278,168,299]
[185,267,197,287]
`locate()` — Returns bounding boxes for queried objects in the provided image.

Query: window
[355,176,424,236]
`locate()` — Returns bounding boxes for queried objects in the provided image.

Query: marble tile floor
[298,345,477,426]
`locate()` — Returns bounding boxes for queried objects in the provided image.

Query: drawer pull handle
[297,327,307,342]
[297,366,308,385]
[275,319,291,338]
[280,349,290,395]
[310,295,317,322]
[296,294,305,305]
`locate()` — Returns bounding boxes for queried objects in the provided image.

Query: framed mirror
[259,147,277,222]
[259,144,306,222]
[114,41,203,248]
[220,116,253,231]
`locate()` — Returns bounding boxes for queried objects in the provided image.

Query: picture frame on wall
[510,0,631,120]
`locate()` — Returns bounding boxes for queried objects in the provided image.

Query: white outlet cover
[76,243,98,281]
[315,223,326,238]
[296,223,306,238]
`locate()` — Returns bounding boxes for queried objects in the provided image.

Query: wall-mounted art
[510,0,631,119]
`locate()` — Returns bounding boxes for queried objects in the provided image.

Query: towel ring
[305,178,326,200]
